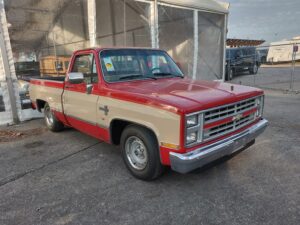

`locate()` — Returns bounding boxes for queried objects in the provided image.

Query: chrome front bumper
[170,119,269,174]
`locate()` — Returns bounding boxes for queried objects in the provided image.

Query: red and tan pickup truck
[29,48,268,180]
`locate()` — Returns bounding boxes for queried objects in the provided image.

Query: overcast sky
[220,0,300,44]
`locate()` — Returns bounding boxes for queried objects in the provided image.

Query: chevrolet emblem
[232,114,243,121]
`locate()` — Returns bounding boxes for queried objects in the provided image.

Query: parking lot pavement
[0,90,299,225]
[231,66,300,92]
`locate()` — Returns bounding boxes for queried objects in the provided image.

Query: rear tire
[120,125,164,180]
[44,103,64,132]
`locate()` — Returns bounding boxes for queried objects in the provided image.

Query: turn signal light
[161,142,180,150]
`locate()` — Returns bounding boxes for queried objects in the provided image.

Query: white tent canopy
[160,0,229,13]
[0,0,229,125]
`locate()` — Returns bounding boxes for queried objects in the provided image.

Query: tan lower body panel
[63,90,99,124]
[30,85,181,147]
[29,84,63,112]
[97,96,181,146]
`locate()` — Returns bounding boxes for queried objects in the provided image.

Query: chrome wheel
[125,136,148,170]
[45,106,54,127]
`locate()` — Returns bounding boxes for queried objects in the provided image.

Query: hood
[107,78,263,114]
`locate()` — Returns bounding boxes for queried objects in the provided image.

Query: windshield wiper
[153,72,172,76]
[153,72,184,78]
[119,74,157,81]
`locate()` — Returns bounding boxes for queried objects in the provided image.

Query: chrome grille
[203,98,258,141]
[184,96,264,147]
[204,113,256,140]
[204,98,256,123]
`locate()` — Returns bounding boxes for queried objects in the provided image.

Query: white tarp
[159,0,229,13]
[1,0,229,124]
[0,0,20,125]
[157,1,227,80]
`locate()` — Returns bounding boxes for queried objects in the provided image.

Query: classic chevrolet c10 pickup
[29,48,268,180]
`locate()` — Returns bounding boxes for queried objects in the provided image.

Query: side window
[71,54,98,84]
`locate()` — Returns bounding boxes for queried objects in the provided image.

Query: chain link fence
[227,42,300,92]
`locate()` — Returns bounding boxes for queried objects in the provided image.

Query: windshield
[226,49,240,59]
[100,49,183,82]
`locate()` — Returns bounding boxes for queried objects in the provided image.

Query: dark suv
[225,47,261,80]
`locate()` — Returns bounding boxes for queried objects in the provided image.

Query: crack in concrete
[0,141,102,188]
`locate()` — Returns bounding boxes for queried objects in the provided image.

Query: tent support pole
[0,0,19,124]
[150,0,159,48]
[222,13,228,81]
[88,0,97,47]
[192,10,198,80]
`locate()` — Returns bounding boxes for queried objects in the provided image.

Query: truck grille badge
[232,113,243,121]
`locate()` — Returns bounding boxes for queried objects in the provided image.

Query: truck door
[63,52,100,135]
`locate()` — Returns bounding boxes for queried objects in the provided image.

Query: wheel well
[36,99,46,112]
[110,119,158,146]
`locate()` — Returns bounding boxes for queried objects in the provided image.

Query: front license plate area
[232,137,248,154]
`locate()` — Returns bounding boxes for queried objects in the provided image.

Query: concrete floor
[231,67,300,92]
[0,90,299,225]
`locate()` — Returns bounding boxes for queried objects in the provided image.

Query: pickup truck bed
[30,77,65,115]
[35,76,66,82]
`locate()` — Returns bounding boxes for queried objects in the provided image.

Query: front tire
[227,68,234,80]
[120,125,164,180]
[44,103,64,132]
[249,63,258,74]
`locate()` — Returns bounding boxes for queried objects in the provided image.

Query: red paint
[103,78,263,115]
[204,107,258,129]
[64,49,104,94]
[31,101,37,110]
[53,110,70,126]
[66,116,110,142]
[160,146,172,165]
[30,47,265,166]
[30,79,64,89]
[53,110,110,143]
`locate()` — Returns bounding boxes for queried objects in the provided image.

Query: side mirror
[68,72,84,84]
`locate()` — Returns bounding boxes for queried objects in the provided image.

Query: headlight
[256,96,264,117]
[185,113,203,147]
[186,132,198,145]
[256,97,261,106]
[186,115,198,127]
